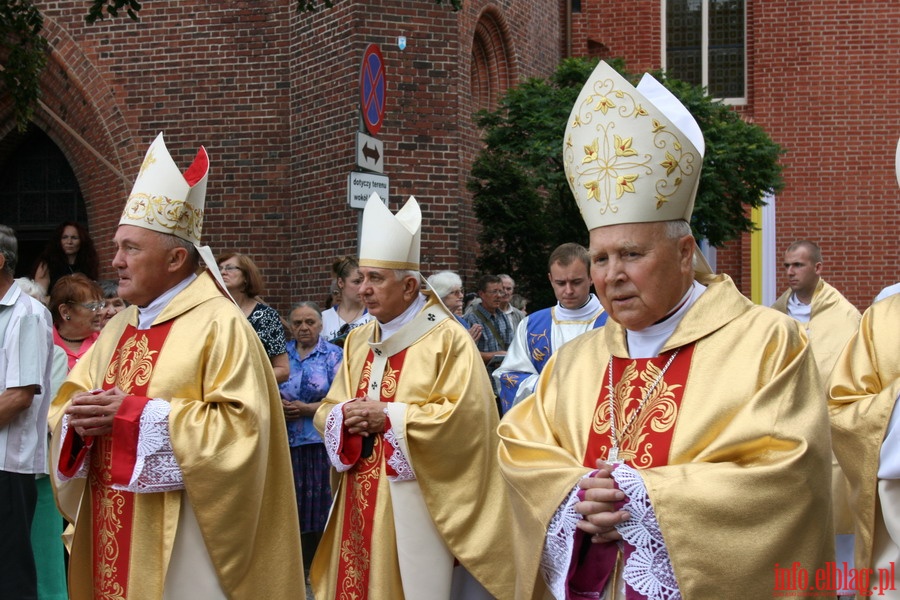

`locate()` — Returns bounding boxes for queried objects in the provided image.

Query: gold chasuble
[773,279,861,537]
[829,293,900,577]
[772,278,861,382]
[312,292,515,600]
[499,274,834,600]
[49,273,304,600]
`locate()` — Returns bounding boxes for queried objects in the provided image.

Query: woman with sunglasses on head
[49,273,104,371]
[218,252,290,383]
[321,255,372,346]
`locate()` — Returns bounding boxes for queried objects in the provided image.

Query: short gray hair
[290,300,323,320]
[0,225,18,276]
[427,270,463,299]
[663,220,692,240]
[393,269,421,284]
[158,232,200,269]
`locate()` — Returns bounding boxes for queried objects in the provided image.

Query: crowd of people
[3,62,900,600]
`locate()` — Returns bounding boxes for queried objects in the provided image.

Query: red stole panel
[584,344,695,469]
[89,322,173,599]
[335,348,408,600]
[569,345,695,599]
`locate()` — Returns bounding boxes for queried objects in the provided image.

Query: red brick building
[1,1,898,312]
[569,0,900,308]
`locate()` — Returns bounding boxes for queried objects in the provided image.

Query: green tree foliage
[469,57,784,309]
[0,0,49,132]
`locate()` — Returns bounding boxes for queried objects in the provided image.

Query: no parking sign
[359,44,386,136]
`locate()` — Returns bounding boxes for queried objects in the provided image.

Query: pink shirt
[53,327,99,371]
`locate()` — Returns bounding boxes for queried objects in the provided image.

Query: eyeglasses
[220,265,242,272]
[449,289,464,296]
[67,301,107,312]
[485,289,505,296]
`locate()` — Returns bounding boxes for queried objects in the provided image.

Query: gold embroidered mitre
[358,194,421,271]
[563,61,705,231]
[120,132,209,245]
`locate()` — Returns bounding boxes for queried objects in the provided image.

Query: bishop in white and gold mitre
[358,193,422,271]
[563,61,710,271]
[119,132,231,295]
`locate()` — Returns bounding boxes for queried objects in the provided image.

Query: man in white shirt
[0,224,54,599]
[493,243,606,413]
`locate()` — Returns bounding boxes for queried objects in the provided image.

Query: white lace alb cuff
[324,401,354,472]
[612,464,681,600]
[112,399,184,493]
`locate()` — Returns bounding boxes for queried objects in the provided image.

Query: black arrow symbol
[362,142,381,163]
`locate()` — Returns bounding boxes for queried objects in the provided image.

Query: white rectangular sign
[348,172,389,209]
[356,132,384,173]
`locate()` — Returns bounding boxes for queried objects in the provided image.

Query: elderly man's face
[112,225,180,308]
[359,267,417,323]
[589,222,694,331]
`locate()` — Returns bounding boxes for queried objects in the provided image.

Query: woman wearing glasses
[218,253,290,383]
[49,273,105,370]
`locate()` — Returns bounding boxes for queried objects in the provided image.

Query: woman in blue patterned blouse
[279,301,343,574]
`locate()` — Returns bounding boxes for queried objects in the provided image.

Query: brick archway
[470,8,516,115]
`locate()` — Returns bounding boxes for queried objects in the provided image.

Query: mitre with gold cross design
[563,61,705,231]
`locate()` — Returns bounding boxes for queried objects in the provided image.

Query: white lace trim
[612,465,681,600]
[541,477,588,600]
[57,414,89,482]
[324,401,354,472]
[112,399,184,493]
[384,413,415,482]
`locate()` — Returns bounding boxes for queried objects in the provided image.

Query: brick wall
[7,0,562,315]
[571,0,900,310]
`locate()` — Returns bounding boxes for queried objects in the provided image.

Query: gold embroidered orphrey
[597,352,682,467]
[564,72,699,214]
[104,333,159,393]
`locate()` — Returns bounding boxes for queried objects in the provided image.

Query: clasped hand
[66,387,127,437]
[342,398,386,436]
[574,461,631,543]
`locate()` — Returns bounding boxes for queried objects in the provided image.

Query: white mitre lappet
[119,132,232,297]
[563,61,711,273]
[358,193,422,271]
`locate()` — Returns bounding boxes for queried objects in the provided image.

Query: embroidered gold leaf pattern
[594,95,615,114]
[610,359,681,467]
[104,335,158,393]
[582,138,599,164]
[123,193,203,240]
[660,152,679,176]
[614,135,637,157]
[616,174,638,198]
[380,362,400,399]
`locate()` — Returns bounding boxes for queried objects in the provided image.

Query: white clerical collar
[786,293,811,323]
[137,274,197,330]
[626,281,706,359]
[555,293,602,321]
[378,293,426,342]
